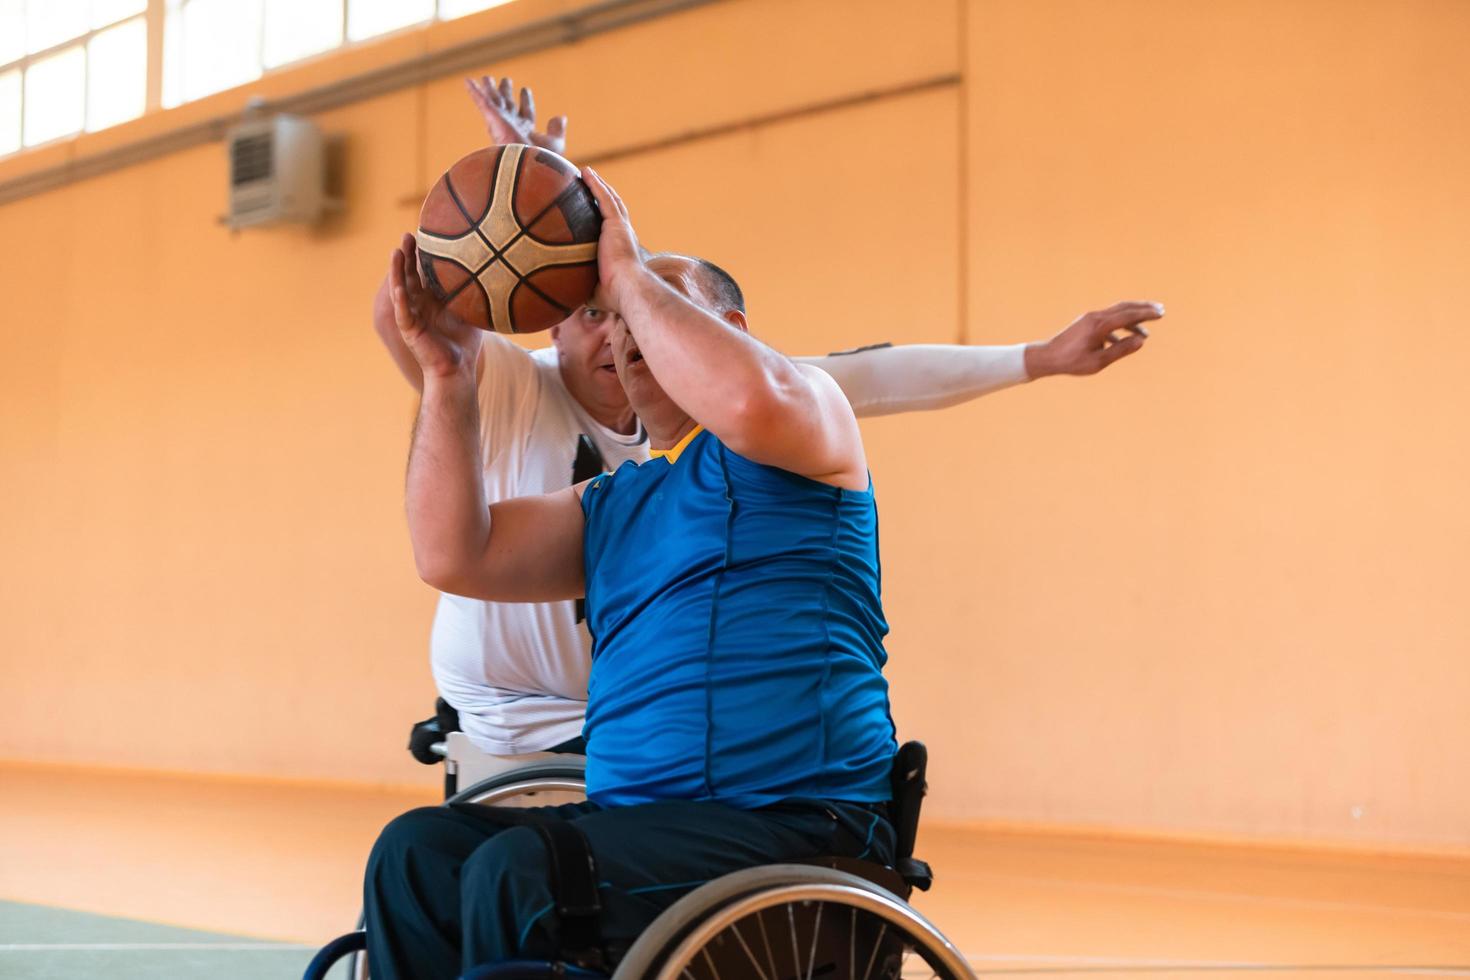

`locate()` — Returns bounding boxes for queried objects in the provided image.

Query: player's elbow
[414,556,456,594]
[719,375,799,456]
[721,387,776,446]
[413,547,478,597]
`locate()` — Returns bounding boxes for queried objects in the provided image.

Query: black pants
[363,797,894,980]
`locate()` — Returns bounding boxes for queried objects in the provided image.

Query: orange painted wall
[1,0,1466,851]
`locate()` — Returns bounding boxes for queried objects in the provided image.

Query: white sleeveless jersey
[430,339,648,754]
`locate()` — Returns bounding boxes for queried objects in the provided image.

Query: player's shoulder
[528,345,560,370]
[478,335,547,387]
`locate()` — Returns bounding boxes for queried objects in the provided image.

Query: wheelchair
[306,738,975,980]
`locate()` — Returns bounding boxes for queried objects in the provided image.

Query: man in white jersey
[373,77,1153,758]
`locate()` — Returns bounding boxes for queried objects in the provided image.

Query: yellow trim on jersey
[648,425,705,464]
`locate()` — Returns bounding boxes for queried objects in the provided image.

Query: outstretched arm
[388,235,586,601]
[799,343,1029,417]
[799,302,1164,418]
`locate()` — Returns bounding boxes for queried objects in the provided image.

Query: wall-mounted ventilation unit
[225,114,327,229]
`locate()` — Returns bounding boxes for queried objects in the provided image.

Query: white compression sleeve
[798,343,1031,419]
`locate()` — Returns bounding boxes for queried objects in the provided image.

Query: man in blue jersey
[366,166,1164,979]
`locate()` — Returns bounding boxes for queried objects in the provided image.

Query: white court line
[0,942,314,951]
[5,944,1468,975]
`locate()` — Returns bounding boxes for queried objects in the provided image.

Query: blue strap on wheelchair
[452,803,606,965]
[528,818,604,961]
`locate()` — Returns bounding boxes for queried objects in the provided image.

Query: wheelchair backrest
[888,740,928,861]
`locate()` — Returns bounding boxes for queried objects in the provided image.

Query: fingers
[1108,323,1150,342]
[581,166,611,214]
[547,115,567,139]
[579,170,614,220]
[1099,299,1163,315]
[1098,333,1145,368]
[399,233,424,296]
[1087,302,1162,344]
[581,167,628,219]
[464,77,490,111]
[518,84,535,124]
[1095,301,1163,329]
[388,246,416,335]
[497,76,514,111]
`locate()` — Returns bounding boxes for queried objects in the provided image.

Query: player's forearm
[800,343,1033,418]
[620,270,807,437]
[405,375,491,592]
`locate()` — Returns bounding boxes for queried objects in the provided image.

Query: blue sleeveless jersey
[579,427,897,809]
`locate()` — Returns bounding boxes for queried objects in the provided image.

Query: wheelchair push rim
[447,762,588,807]
[611,865,975,980]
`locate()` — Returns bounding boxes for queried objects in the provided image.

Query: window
[1,0,148,154]
[2,0,522,159]
[0,70,21,155]
[87,17,148,131]
[262,0,341,70]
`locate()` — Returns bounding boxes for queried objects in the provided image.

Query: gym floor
[1,763,1466,979]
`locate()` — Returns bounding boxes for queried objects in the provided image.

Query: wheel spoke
[757,909,779,980]
[700,945,723,980]
[787,904,801,980]
[860,922,887,980]
[900,945,944,980]
[728,922,773,980]
[805,901,823,980]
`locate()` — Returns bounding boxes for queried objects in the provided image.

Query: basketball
[415,145,601,334]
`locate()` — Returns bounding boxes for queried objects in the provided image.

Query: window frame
[1,0,156,154]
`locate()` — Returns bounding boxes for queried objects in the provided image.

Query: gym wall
[1,0,1466,851]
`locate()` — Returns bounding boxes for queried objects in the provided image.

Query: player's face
[608,310,668,414]
[551,304,629,408]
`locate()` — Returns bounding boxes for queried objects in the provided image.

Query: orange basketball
[415,145,601,334]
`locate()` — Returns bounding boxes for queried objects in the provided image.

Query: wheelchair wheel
[611,864,975,980]
[343,762,589,980]
[447,760,588,807]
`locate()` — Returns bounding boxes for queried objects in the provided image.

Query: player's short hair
[690,257,746,315]
[652,252,746,315]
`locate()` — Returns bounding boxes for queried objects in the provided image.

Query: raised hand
[580,167,647,312]
[388,233,483,381]
[1026,301,1165,377]
[464,75,567,155]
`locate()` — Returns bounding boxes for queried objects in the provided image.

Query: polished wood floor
[2,763,1467,977]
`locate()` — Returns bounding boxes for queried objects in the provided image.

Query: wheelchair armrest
[896,856,933,892]
[408,698,461,765]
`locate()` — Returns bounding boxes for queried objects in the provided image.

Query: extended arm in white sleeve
[797,343,1031,419]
